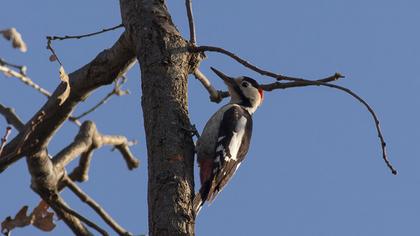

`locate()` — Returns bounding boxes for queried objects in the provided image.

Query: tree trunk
[120,1,197,235]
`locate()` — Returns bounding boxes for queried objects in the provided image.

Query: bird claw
[182,123,201,139]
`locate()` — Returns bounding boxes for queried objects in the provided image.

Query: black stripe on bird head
[242,76,260,89]
[211,67,253,107]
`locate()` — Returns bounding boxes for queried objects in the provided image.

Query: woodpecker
[193,67,264,214]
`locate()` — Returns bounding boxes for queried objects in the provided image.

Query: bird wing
[205,105,253,202]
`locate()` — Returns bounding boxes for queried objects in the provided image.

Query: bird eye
[241,82,249,87]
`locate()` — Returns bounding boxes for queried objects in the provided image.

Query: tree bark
[120,1,197,235]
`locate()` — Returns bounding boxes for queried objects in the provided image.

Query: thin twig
[46,24,124,66]
[259,73,344,91]
[195,71,341,103]
[185,0,196,45]
[47,24,123,41]
[0,60,81,126]
[46,37,63,66]
[0,104,24,131]
[71,92,114,121]
[193,69,227,103]
[260,78,396,174]
[197,46,397,175]
[63,176,132,236]
[0,64,51,97]
[0,31,136,174]
[70,77,129,121]
[0,58,27,74]
[193,45,308,82]
[55,197,109,236]
[0,126,12,156]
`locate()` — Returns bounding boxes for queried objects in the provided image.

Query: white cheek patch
[242,87,261,112]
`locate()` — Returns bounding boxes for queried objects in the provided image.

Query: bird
[193,67,264,214]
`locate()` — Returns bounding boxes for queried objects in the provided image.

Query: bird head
[211,67,263,113]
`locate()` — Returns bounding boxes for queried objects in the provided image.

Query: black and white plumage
[194,67,264,214]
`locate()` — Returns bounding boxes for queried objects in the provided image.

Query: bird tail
[193,192,204,215]
[194,178,213,215]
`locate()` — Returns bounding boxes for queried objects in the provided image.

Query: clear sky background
[1,0,420,235]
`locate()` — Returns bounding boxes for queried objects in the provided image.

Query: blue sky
[1,0,420,235]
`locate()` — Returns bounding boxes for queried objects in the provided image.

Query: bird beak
[210,67,236,87]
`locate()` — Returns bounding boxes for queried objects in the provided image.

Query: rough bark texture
[120,0,197,235]
[2,0,198,234]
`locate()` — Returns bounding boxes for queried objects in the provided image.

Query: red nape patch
[199,159,213,185]
[258,88,264,102]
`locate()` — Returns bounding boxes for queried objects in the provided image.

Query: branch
[0,58,27,73]
[195,71,342,103]
[54,196,108,236]
[63,176,132,236]
[193,69,229,103]
[68,149,94,182]
[23,120,137,235]
[0,64,51,97]
[196,46,397,175]
[185,0,196,45]
[259,73,344,91]
[70,76,129,121]
[0,104,24,131]
[46,38,63,66]
[193,45,307,82]
[46,24,124,66]
[27,150,92,236]
[0,31,136,173]
[53,121,139,175]
[47,24,123,41]
[260,78,396,174]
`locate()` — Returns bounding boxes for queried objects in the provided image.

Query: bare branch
[0,31,136,173]
[53,121,139,175]
[63,176,132,236]
[70,77,130,121]
[259,73,344,91]
[193,69,228,103]
[193,45,307,82]
[0,58,27,74]
[47,24,123,41]
[0,104,24,131]
[0,64,51,97]
[27,150,91,236]
[0,126,12,156]
[196,46,396,175]
[68,149,94,182]
[0,59,81,127]
[54,196,108,236]
[259,78,396,174]
[185,0,196,45]
[46,38,63,66]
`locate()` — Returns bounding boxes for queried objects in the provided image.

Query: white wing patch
[226,116,247,161]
